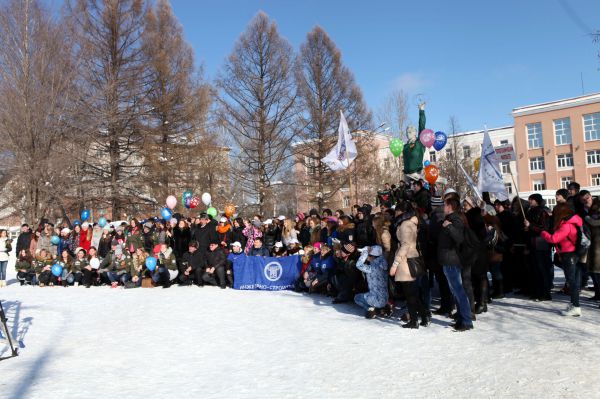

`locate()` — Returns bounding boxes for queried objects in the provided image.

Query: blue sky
[169,0,600,134]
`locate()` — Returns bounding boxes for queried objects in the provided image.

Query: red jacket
[541,215,582,254]
[79,228,92,251]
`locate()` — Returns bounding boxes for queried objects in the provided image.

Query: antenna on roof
[580,72,585,95]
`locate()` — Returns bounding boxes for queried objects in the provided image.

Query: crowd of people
[1,180,598,332]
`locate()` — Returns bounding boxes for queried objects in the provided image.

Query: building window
[500,139,509,145]
[383,157,391,170]
[587,150,600,165]
[557,153,573,168]
[592,174,600,186]
[429,151,437,163]
[583,112,600,141]
[546,197,557,209]
[527,122,543,148]
[462,146,471,158]
[560,176,572,189]
[446,148,453,158]
[533,179,545,191]
[554,118,572,145]
[342,196,350,208]
[501,162,510,174]
[529,156,545,171]
[504,182,513,194]
[304,156,317,175]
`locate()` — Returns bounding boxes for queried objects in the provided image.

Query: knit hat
[61,228,71,235]
[75,247,86,255]
[529,193,544,206]
[252,220,262,228]
[111,239,119,246]
[264,219,273,225]
[358,245,382,257]
[188,241,199,248]
[144,222,153,229]
[296,212,306,221]
[274,242,283,248]
[431,196,444,207]
[219,217,228,223]
[443,188,457,197]
[81,222,90,229]
[277,215,286,221]
[313,242,322,250]
[114,246,123,257]
[342,242,356,255]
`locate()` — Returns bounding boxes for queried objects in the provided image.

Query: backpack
[459,227,480,267]
[575,224,591,258]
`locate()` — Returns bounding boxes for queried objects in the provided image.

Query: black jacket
[173,227,191,259]
[192,224,219,253]
[230,226,246,248]
[205,247,226,269]
[355,218,376,248]
[16,231,32,254]
[437,212,464,267]
[182,250,206,272]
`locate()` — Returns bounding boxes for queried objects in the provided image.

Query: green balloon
[206,206,218,218]
[389,138,404,157]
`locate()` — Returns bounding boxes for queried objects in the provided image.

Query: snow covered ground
[1,264,599,399]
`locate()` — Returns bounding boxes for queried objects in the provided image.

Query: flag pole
[508,165,527,220]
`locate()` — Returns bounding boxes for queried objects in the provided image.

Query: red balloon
[424,164,439,184]
[190,196,200,209]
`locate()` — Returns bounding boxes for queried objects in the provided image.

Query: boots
[561,304,581,317]
[0,280,5,288]
[402,319,419,329]
[492,281,505,299]
[474,303,488,314]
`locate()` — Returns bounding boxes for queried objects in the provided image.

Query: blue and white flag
[477,128,508,201]
[233,255,302,291]
[321,111,358,171]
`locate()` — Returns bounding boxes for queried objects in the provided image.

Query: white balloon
[90,258,100,269]
[201,192,212,206]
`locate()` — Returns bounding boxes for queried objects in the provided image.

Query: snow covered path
[1,268,599,399]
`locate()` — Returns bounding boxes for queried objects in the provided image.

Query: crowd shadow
[0,300,34,359]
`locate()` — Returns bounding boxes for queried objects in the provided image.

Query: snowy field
[1,264,600,399]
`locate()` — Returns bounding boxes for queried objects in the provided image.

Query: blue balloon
[433,131,447,151]
[161,208,172,221]
[424,160,431,167]
[81,209,90,221]
[73,220,81,226]
[51,264,63,277]
[50,235,60,245]
[145,256,157,271]
[98,217,107,228]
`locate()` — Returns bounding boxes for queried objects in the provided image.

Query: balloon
[145,256,157,271]
[166,195,177,210]
[98,217,107,228]
[161,208,172,221]
[72,220,81,226]
[184,196,192,209]
[181,191,193,206]
[419,129,435,148]
[424,160,431,167]
[474,157,481,172]
[433,131,447,151]
[50,235,60,245]
[389,138,404,157]
[424,164,439,184]
[51,263,63,277]
[424,182,430,190]
[169,218,178,226]
[206,207,217,218]
[80,209,90,221]
[201,192,212,206]
[190,196,200,209]
[224,204,236,218]
[90,258,100,269]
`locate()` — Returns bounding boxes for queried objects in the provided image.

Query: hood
[566,214,583,227]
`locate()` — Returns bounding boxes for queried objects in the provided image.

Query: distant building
[512,93,600,205]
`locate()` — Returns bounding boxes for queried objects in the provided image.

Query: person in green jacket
[35,249,55,286]
[402,102,427,179]
[68,247,88,286]
[16,249,35,285]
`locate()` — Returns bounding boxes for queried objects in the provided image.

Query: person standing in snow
[354,245,389,319]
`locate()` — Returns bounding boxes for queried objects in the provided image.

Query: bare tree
[294,26,373,210]
[436,116,478,197]
[140,0,211,206]
[0,0,79,224]
[68,0,152,219]
[377,88,410,139]
[216,12,298,215]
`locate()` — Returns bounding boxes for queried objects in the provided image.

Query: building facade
[513,93,600,204]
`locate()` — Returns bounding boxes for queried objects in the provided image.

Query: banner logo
[264,261,283,281]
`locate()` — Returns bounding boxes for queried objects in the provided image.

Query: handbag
[407,256,426,278]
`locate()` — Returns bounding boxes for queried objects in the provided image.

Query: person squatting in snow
[5,180,600,330]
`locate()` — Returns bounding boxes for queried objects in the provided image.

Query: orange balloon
[424,164,439,184]
[224,203,236,218]
[474,158,481,172]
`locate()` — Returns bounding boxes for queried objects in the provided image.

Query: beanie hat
[431,196,444,207]
[342,242,356,254]
[296,212,306,221]
[529,193,544,206]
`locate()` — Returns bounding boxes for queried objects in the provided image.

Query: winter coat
[392,216,420,282]
[585,216,600,273]
[71,258,88,273]
[157,248,178,271]
[79,228,92,252]
[282,229,299,247]
[16,231,32,255]
[182,250,206,272]
[248,246,270,257]
[217,224,233,248]
[413,188,431,215]
[437,212,465,267]
[15,259,34,273]
[191,224,219,253]
[356,253,389,308]
[227,251,246,265]
[205,247,226,269]
[38,232,54,253]
[298,225,311,247]
[355,218,376,248]
[230,226,247,249]
[263,226,278,249]
[308,252,335,281]
[173,227,191,259]
[57,236,75,257]
[243,226,262,254]
[527,205,552,251]
[0,237,10,262]
[125,232,144,253]
[541,215,583,254]
[337,223,355,244]
[98,234,113,259]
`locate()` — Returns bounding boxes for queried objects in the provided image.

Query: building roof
[512,92,600,117]
[448,125,514,139]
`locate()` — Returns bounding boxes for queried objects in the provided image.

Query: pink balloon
[166,195,177,210]
[419,129,435,148]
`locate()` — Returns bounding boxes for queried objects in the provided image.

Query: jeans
[434,269,453,312]
[562,253,582,307]
[354,292,371,310]
[490,262,503,282]
[443,265,473,327]
[0,260,7,280]
[106,271,119,283]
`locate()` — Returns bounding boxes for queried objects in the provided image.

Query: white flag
[477,128,508,201]
[321,111,358,171]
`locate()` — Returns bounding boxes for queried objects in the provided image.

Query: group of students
[2,179,599,331]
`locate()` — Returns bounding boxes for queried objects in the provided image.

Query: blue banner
[233,255,301,291]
